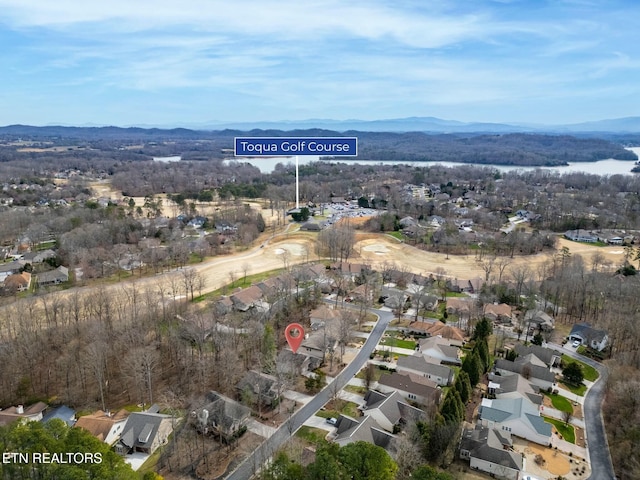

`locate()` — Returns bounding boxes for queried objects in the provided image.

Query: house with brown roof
[483,303,514,324]
[3,272,31,292]
[75,409,130,445]
[0,402,48,426]
[230,285,266,312]
[406,321,465,343]
[446,296,474,316]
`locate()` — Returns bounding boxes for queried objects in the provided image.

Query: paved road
[224,309,393,480]
[548,343,615,480]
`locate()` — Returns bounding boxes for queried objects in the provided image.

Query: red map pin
[285,323,305,354]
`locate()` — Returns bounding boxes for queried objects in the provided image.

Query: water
[227,147,640,176]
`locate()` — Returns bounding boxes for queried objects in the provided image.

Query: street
[224,308,394,479]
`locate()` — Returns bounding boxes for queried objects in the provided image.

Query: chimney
[17,405,24,414]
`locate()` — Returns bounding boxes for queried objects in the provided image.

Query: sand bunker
[273,243,308,256]
[362,244,390,254]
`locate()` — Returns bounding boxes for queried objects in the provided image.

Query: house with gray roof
[235,370,280,410]
[479,396,552,446]
[42,405,76,427]
[488,372,544,407]
[396,354,454,386]
[116,409,174,455]
[333,414,394,450]
[460,425,523,480]
[569,323,609,351]
[36,266,69,287]
[524,310,555,332]
[360,390,425,433]
[513,344,561,368]
[193,391,250,442]
[417,336,461,366]
[494,355,556,391]
[377,372,441,408]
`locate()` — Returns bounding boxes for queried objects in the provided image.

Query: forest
[1,125,636,166]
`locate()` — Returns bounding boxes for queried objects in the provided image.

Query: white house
[569,323,608,352]
[479,396,552,446]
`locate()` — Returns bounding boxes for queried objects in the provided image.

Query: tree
[411,465,455,480]
[562,362,584,386]
[473,317,493,341]
[290,207,310,222]
[532,332,544,346]
[0,419,137,480]
[461,351,482,387]
[338,441,398,480]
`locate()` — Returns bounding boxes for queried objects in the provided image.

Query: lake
[226,146,640,176]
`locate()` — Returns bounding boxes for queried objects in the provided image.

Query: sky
[1,0,639,127]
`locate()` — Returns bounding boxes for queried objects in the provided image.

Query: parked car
[572,340,581,348]
[326,417,337,425]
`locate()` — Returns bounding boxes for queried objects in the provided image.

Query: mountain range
[195,116,640,134]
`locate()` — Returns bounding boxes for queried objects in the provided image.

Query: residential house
[483,303,514,324]
[377,371,442,408]
[417,336,462,365]
[564,230,598,243]
[42,405,76,427]
[0,402,48,426]
[407,321,466,343]
[0,260,26,283]
[459,425,523,480]
[333,415,394,449]
[445,297,474,317]
[21,249,56,264]
[524,310,555,332]
[488,372,544,407]
[360,390,425,433]
[494,354,556,391]
[569,323,609,351]
[3,272,31,292]
[36,266,69,287]
[193,391,250,442]
[230,285,266,312]
[396,354,455,387]
[479,396,552,446]
[380,286,407,310]
[236,370,280,410]
[75,409,130,445]
[513,344,561,369]
[116,409,174,455]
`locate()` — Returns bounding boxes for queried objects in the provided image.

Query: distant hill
[0,126,636,167]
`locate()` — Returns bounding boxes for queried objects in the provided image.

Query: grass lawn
[379,337,417,350]
[559,382,587,397]
[344,385,368,395]
[355,365,388,382]
[315,401,360,420]
[561,355,599,382]
[387,231,404,241]
[545,392,573,412]
[194,268,284,301]
[445,292,468,297]
[296,426,328,445]
[544,416,576,444]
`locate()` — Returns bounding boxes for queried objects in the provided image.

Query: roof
[397,354,453,379]
[418,336,461,362]
[75,409,129,442]
[362,391,426,430]
[230,285,264,310]
[490,372,543,406]
[3,272,31,288]
[461,425,522,471]
[480,397,552,438]
[334,414,394,448]
[36,266,69,284]
[0,402,48,425]
[494,358,556,384]
[378,372,440,402]
[198,391,250,431]
[483,303,512,318]
[513,344,561,367]
[569,323,608,343]
[42,405,76,426]
[446,297,473,313]
[236,370,278,397]
[119,411,173,450]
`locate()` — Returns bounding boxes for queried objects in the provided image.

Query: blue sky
[1,0,639,127]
